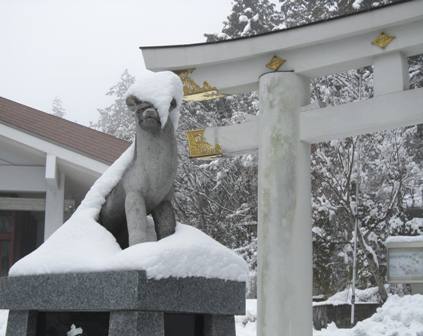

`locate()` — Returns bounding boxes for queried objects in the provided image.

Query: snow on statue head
[126,71,183,131]
[98,70,183,248]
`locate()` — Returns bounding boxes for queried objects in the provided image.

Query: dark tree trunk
[356,226,388,302]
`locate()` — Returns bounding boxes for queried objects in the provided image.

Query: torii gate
[141,1,423,335]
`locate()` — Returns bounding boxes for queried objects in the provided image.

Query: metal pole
[351,137,360,326]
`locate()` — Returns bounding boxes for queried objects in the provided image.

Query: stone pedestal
[0,271,245,336]
[109,311,164,336]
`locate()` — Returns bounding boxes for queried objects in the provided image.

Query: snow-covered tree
[175,96,258,244]
[92,69,135,141]
[51,97,66,118]
[279,0,396,29]
[410,55,423,89]
[205,0,282,41]
[312,126,423,300]
[174,96,259,297]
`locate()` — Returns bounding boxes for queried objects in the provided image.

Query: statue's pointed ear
[169,98,177,111]
[126,95,139,111]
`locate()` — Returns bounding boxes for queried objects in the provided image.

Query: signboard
[388,248,423,283]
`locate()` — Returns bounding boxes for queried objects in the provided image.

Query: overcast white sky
[0,0,232,125]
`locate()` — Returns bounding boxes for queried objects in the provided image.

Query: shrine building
[0,97,129,276]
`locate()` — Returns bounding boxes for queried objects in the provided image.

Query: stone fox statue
[99,95,178,248]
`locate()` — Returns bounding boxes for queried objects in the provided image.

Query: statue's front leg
[152,200,176,240]
[125,191,149,245]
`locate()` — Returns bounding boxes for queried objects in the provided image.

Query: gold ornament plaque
[174,69,224,102]
[186,129,223,159]
[265,55,286,71]
[371,32,395,49]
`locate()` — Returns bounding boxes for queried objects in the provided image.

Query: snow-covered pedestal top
[9,143,248,281]
[9,71,248,281]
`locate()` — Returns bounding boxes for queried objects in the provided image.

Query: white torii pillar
[257,71,312,336]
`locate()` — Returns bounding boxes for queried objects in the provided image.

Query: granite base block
[109,311,164,336]
[0,271,245,336]
[204,315,236,336]
[0,271,245,315]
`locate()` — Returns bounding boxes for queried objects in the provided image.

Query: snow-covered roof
[0,97,129,165]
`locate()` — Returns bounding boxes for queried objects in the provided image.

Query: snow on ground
[316,295,423,336]
[313,287,379,306]
[0,311,7,336]
[236,295,423,336]
[236,299,257,336]
[9,74,248,281]
[1,295,422,335]
[127,70,183,129]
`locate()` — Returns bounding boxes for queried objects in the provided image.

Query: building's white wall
[0,139,44,166]
[0,166,46,192]
[0,136,103,241]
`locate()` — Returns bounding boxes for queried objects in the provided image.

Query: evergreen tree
[205,0,282,42]
[312,126,423,299]
[410,55,423,89]
[51,97,66,118]
[92,69,136,141]
[279,0,396,28]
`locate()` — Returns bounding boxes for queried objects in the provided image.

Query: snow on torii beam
[141,0,423,95]
[197,86,423,155]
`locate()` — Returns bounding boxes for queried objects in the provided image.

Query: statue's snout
[142,108,158,119]
[138,107,161,129]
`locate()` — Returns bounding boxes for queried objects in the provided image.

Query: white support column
[45,154,58,188]
[44,155,65,240]
[373,51,409,96]
[257,72,312,336]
